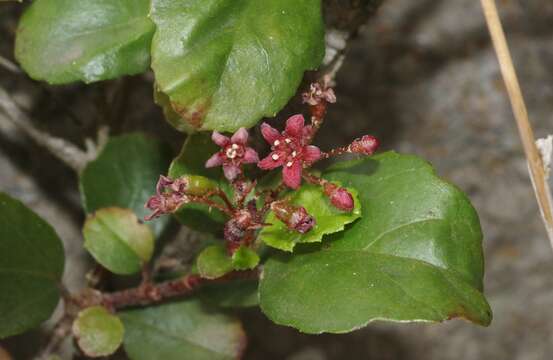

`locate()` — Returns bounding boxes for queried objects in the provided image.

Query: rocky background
[1,0,552,359]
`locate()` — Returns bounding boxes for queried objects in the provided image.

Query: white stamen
[226,148,237,159]
[286,161,293,167]
[273,140,280,146]
[231,144,239,149]
[291,151,297,157]
[285,138,292,144]
[272,154,279,161]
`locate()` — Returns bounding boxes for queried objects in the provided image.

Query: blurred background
[1,0,553,359]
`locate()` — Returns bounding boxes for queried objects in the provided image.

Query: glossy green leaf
[0,193,64,338]
[15,0,154,84]
[260,152,491,333]
[259,184,361,251]
[231,246,260,270]
[154,85,197,134]
[196,245,233,280]
[83,208,154,275]
[150,0,325,132]
[80,133,173,237]
[168,133,230,233]
[121,299,246,360]
[73,306,124,357]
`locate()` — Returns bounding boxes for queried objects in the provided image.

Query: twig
[75,270,259,311]
[36,314,72,360]
[0,55,21,74]
[480,0,553,245]
[0,86,89,173]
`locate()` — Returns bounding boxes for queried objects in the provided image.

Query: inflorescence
[145,78,379,254]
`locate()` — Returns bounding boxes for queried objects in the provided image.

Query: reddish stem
[320,144,351,159]
[81,270,260,311]
[189,195,234,217]
[208,189,235,212]
[305,102,328,144]
[302,172,327,186]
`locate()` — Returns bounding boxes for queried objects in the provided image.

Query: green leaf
[231,246,260,270]
[121,299,246,360]
[80,133,173,237]
[154,85,197,134]
[0,193,64,338]
[83,208,154,275]
[15,0,154,84]
[72,306,124,357]
[200,279,259,308]
[196,245,233,280]
[259,184,361,251]
[259,152,491,333]
[150,0,325,132]
[168,133,230,233]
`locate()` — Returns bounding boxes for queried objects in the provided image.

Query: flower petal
[282,161,302,189]
[258,153,284,170]
[285,114,305,139]
[223,164,241,181]
[303,145,321,163]
[302,125,314,142]
[156,175,173,195]
[260,123,281,145]
[231,127,249,145]
[212,131,230,147]
[243,147,260,164]
[205,152,224,168]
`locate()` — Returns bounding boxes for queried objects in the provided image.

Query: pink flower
[258,115,321,189]
[205,128,259,181]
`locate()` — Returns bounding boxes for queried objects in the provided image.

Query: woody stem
[85,270,259,311]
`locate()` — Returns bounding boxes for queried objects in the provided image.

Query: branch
[0,55,21,74]
[322,0,384,81]
[75,270,259,311]
[0,86,96,173]
[36,315,73,360]
[480,0,553,245]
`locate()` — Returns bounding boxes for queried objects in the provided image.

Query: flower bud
[180,175,218,196]
[349,135,379,156]
[323,183,354,212]
[224,218,245,246]
[271,201,316,234]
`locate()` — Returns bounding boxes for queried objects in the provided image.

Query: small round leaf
[83,207,154,275]
[196,245,233,280]
[73,306,124,357]
[231,246,260,271]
